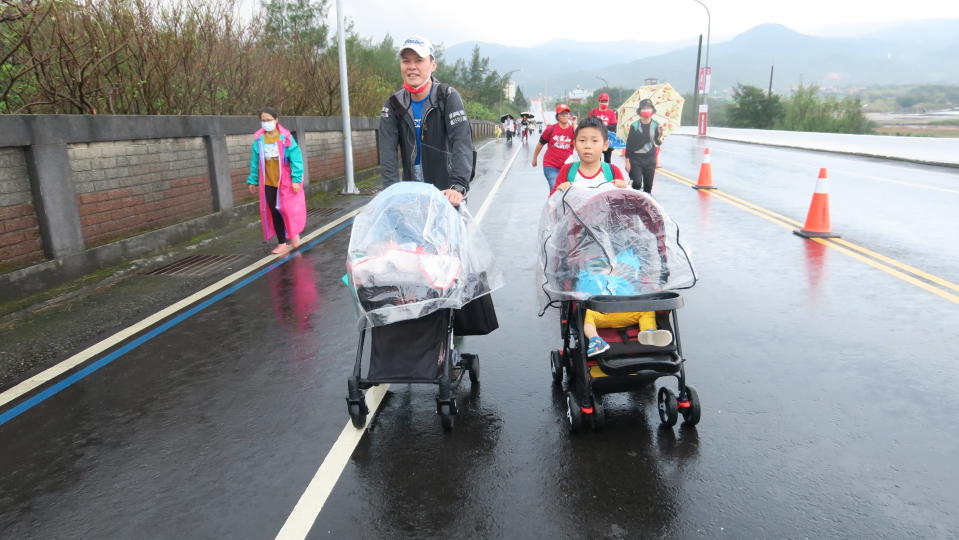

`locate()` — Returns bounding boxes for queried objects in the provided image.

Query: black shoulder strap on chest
[434,82,451,116]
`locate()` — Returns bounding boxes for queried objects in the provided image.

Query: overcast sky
[239,0,959,47]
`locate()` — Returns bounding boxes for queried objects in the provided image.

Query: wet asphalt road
[2,136,959,539]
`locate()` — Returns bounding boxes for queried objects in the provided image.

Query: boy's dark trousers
[628,159,657,194]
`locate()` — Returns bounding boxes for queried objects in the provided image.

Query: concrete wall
[0,114,496,304]
[69,138,213,248]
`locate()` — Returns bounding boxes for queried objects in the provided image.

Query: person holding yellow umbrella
[624,99,664,194]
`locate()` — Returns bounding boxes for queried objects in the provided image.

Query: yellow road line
[658,168,959,305]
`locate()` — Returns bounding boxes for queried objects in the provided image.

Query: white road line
[275,385,389,540]
[476,138,497,152]
[275,144,522,540]
[0,208,362,409]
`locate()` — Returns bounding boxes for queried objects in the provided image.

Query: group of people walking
[530,94,665,196]
[502,114,538,143]
[245,33,665,257]
[246,35,472,254]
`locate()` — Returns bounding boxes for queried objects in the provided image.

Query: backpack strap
[600,162,613,181]
[632,120,641,131]
[433,82,477,183]
[568,162,613,182]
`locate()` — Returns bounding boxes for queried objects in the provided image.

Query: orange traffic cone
[692,147,716,190]
[794,168,841,239]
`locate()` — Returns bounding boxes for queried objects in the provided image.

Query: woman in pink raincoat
[247,107,307,255]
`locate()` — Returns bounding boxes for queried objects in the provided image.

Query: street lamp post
[335,0,358,193]
[595,76,609,90]
[693,0,711,136]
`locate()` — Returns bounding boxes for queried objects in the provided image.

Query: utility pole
[690,34,702,126]
[768,65,774,96]
[336,0,358,193]
[693,0,711,136]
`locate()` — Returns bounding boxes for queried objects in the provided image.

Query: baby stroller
[345,182,501,430]
[538,182,699,432]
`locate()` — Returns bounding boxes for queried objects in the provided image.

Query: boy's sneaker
[638,329,673,347]
[587,336,611,357]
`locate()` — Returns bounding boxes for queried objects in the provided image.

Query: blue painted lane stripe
[0,219,353,427]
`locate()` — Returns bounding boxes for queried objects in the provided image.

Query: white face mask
[261,120,276,132]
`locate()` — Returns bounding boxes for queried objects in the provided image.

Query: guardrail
[673,126,959,167]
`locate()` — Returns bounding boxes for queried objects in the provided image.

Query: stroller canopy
[537,182,696,309]
[348,182,502,326]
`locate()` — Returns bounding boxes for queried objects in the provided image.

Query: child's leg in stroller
[637,311,673,347]
[583,310,610,357]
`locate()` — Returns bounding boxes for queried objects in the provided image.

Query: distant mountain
[441,38,696,96]
[446,20,959,98]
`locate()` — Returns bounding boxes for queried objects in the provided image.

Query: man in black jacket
[378,35,474,207]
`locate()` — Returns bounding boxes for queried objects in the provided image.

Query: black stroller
[538,183,700,432]
[344,182,500,430]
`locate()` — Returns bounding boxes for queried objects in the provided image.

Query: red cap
[555,104,571,114]
[598,93,610,102]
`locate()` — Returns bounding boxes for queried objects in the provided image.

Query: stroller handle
[586,291,684,313]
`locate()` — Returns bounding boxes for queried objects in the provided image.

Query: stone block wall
[0,115,493,292]
[304,131,378,183]
[226,134,257,205]
[69,138,213,248]
[0,148,43,269]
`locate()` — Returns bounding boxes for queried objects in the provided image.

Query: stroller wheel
[657,387,679,427]
[565,392,584,433]
[680,385,702,426]
[549,350,564,385]
[439,402,455,431]
[591,392,606,431]
[348,402,367,429]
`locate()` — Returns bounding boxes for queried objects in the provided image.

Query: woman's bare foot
[290,235,301,249]
[271,243,290,255]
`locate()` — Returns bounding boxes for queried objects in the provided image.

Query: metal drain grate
[144,254,250,277]
[360,185,381,195]
[307,207,343,218]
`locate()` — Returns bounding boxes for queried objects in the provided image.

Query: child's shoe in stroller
[638,329,672,347]
[587,336,611,357]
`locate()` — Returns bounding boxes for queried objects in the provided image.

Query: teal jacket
[246,127,304,185]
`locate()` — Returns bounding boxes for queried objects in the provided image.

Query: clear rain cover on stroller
[347,182,503,327]
[537,182,696,311]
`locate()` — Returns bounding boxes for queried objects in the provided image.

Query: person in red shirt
[531,104,575,189]
[550,117,628,196]
[588,92,618,164]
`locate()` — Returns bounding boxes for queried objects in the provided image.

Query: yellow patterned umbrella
[616,83,684,141]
